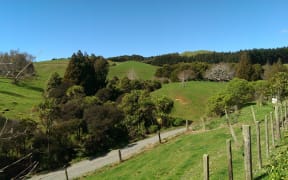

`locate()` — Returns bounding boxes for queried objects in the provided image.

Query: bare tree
[177,69,194,86]
[204,63,234,81]
[0,50,35,80]
[127,68,138,80]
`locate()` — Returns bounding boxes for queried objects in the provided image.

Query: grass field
[108,61,158,80]
[152,81,225,122]
[0,60,69,119]
[81,103,277,179]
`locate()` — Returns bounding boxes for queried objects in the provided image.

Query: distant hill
[108,61,158,80]
[180,50,213,57]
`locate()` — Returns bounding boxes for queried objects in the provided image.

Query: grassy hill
[180,50,213,57]
[108,61,158,80]
[152,81,225,122]
[0,60,158,119]
[0,60,69,120]
[82,104,275,179]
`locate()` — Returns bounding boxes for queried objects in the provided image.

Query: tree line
[107,47,288,66]
[154,52,288,82]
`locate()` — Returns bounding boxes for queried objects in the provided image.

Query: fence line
[201,101,288,179]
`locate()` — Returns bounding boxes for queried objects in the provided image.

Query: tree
[127,68,138,80]
[252,80,269,106]
[263,59,288,80]
[204,63,234,81]
[83,103,126,154]
[177,69,194,86]
[269,72,288,101]
[235,52,254,80]
[64,51,108,95]
[207,78,254,116]
[119,90,156,138]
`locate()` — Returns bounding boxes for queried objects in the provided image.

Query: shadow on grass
[0,90,25,97]
[15,83,44,92]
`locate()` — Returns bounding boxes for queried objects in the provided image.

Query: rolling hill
[108,61,158,80]
[151,81,225,122]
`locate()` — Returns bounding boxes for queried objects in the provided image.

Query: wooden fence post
[265,115,269,158]
[0,170,5,180]
[118,149,122,163]
[256,121,262,169]
[285,102,287,129]
[270,112,275,148]
[203,154,209,180]
[281,104,285,129]
[225,109,238,145]
[275,104,281,141]
[64,167,69,180]
[158,130,161,143]
[242,125,252,180]
[251,107,257,124]
[186,120,189,131]
[226,139,233,180]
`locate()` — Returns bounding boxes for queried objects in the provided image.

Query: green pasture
[82,103,280,179]
[108,61,158,80]
[152,81,225,122]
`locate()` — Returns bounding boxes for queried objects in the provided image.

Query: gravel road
[29,127,186,180]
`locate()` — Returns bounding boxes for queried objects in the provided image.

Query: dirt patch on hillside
[175,96,189,105]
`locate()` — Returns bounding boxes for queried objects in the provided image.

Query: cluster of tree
[208,72,288,116]
[145,47,288,66]
[108,55,145,62]
[155,52,288,82]
[0,51,176,175]
[0,116,38,179]
[0,50,35,80]
[155,62,210,83]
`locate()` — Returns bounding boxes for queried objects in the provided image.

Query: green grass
[152,81,225,122]
[82,103,279,180]
[0,60,69,120]
[108,61,158,80]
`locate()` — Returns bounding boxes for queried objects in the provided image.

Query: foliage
[251,80,270,106]
[83,103,127,154]
[64,50,108,95]
[0,50,35,78]
[266,146,288,179]
[235,52,254,80]
[207,78,253,116]
[263,58,288,80]
[269,72,288,100]
[204,63,234,81]
[146,47,288,65]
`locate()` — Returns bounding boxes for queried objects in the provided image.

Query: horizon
[1,0,288,61]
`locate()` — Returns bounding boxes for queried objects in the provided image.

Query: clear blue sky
[0,0,288,61]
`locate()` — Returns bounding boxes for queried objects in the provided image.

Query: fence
[202,102,288,180]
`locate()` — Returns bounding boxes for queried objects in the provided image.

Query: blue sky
[0,0,288,61]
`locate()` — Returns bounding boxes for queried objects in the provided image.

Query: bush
[266,146,288,179]
[172,118,185,126]
[148,125,159,133]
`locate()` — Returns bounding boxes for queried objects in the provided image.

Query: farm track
[29,127,186,180]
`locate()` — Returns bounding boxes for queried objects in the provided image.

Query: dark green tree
[235,52,254,80]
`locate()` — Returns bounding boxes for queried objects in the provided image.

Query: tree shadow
[0,90,25,98]
[15,83,44,92]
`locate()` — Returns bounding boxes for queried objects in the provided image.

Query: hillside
[108,61,158,80]
[151,81,225,122]
[83,104,275,179]
[0,60,69,120]
[180,50,213,57]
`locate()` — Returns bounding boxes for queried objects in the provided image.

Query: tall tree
[235,52,254,80]
[64,51,108,95]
